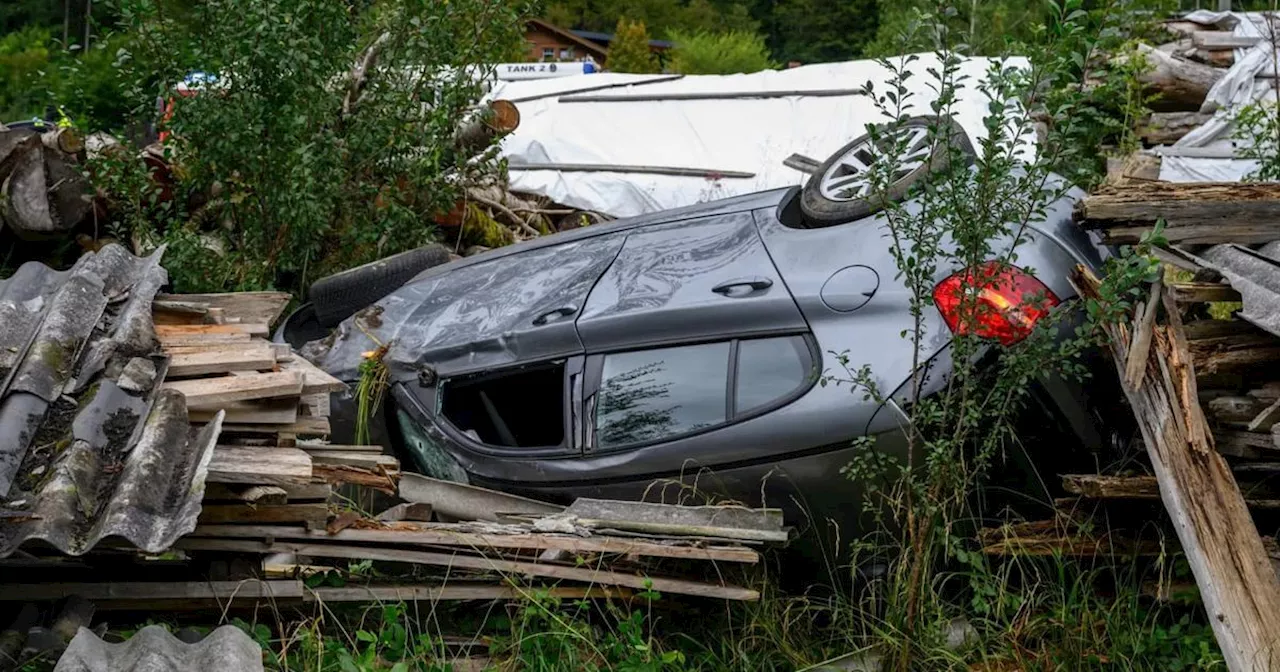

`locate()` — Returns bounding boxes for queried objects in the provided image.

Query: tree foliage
[608,18,660,73]
[667,29,775,74]
[101,0,525,292]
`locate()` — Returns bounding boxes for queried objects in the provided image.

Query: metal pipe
[507,162,755,179]
[559,88,866,103]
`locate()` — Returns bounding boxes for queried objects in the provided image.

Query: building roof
[526,19,610,57]
[0,245,223,558]
[570,29,673,50]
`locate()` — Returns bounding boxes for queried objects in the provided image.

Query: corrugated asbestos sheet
[0,245,223,557]
[1197,241,1280,338]
[55,625,263,672]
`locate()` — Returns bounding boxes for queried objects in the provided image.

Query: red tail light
[932,261,1060,346]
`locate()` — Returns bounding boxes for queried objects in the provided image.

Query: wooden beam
[207,446,313,485]
[305,451,399,470]
[165,345,277,378]
[189,523,760,563]
[1192,31,1261,50]
[1169,282,1242,304]
[1063,474,1159,499]
[1075,267,1280,672]
[197,503,329,526]
[279,356,347,394]
[163,371,303,407]
[156,323,270,337]
[175,539,760,600]
[1078,183,1280,244]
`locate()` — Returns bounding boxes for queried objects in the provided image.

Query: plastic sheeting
[489,54,1030,217]
[1161,11,1279,182]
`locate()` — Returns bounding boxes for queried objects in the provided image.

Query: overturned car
[285,118,1124,531]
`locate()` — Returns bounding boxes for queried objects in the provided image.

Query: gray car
[291,120,1122,536]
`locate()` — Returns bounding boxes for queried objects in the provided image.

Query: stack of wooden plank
[981,181,1280,670]
[151,292,402,529]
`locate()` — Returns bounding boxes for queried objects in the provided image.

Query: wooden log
[1074,267,1280,672]
[174,539,761,601]
[1169,282,1242,304]
[197,503,329,526]
[207,446,313,485]
[1195,347,1280,375]
[1063,474,1159,498]
[1131,43,1225,112]
[1138,112,1212,146]
[1077,182,1280,244]
[191,523,760,563]
[1192,31,1261,50]
[155,291,292,327]
[1104,152,1163,185]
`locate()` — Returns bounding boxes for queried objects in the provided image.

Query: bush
[666,29,775,75]
[0,25,53,122]
[103,0,527,293]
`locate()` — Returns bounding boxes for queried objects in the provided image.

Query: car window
[596,342,730,450]
[440,361,566,449]
[735,336,812,416]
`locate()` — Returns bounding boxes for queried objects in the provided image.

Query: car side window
[735,336,813,416]
[596,342,731,450]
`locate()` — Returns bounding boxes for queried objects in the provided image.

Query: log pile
[0,125,92,239]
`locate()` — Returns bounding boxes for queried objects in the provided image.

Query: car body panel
[578,212,806,351]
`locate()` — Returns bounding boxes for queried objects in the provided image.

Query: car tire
[799,115,974,228]
[309,244,452,327]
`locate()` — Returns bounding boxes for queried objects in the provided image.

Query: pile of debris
[981,180,1280,670]
[0,246,775,668]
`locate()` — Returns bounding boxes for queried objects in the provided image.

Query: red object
[932,261,1060,346]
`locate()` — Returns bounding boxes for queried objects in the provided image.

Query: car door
[575,212,807,352]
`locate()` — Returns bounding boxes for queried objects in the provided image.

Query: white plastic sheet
[488,54,1030,217]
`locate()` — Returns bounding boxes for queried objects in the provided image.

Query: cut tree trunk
[0,128,92,239]
[1131,44,1226,112]
[1138,111,1212,145]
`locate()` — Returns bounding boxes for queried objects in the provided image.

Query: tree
[608,18,659,73]
[667,29,775,74]
[770,0,880,63]
[104,0,525,292]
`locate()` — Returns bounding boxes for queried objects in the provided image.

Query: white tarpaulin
[1160,10,1278,182]
[487,54,1030,217]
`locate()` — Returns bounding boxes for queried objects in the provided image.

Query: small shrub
[608,18,660,74]
[666,29,775,75]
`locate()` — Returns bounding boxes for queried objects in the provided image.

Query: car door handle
[712,277,773,296]
[532,305,578,326]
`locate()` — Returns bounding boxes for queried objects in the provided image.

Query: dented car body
[299,184,1120,528]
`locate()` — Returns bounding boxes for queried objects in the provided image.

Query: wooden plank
[1078,266,1280,672]
[175,539,761,600]
[167,343,277,377]
[312,464,398,494]
[156,323,270,337]
[0,580,306,602]
[562,499,788,543]
[190,523,760,563]
[190,398,299,424]
[304,584,627,603]
[207,446,312,485]
[197,503,329,526]
[298,444,382,452]
[158,332,253,347]
[163,371,303,407]
[279,356,347,394]
[223,416,330,436]
[205,482,332,502]
[156,291,292,327]
[1169,282,1242,304]
[306,451,399,470]
[1126,278,1162,389]
[1248,398,1280,433]
[300,393,329,417]
[1078,183,1280,244]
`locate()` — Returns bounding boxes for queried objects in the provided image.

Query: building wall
[524,27,604,64]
